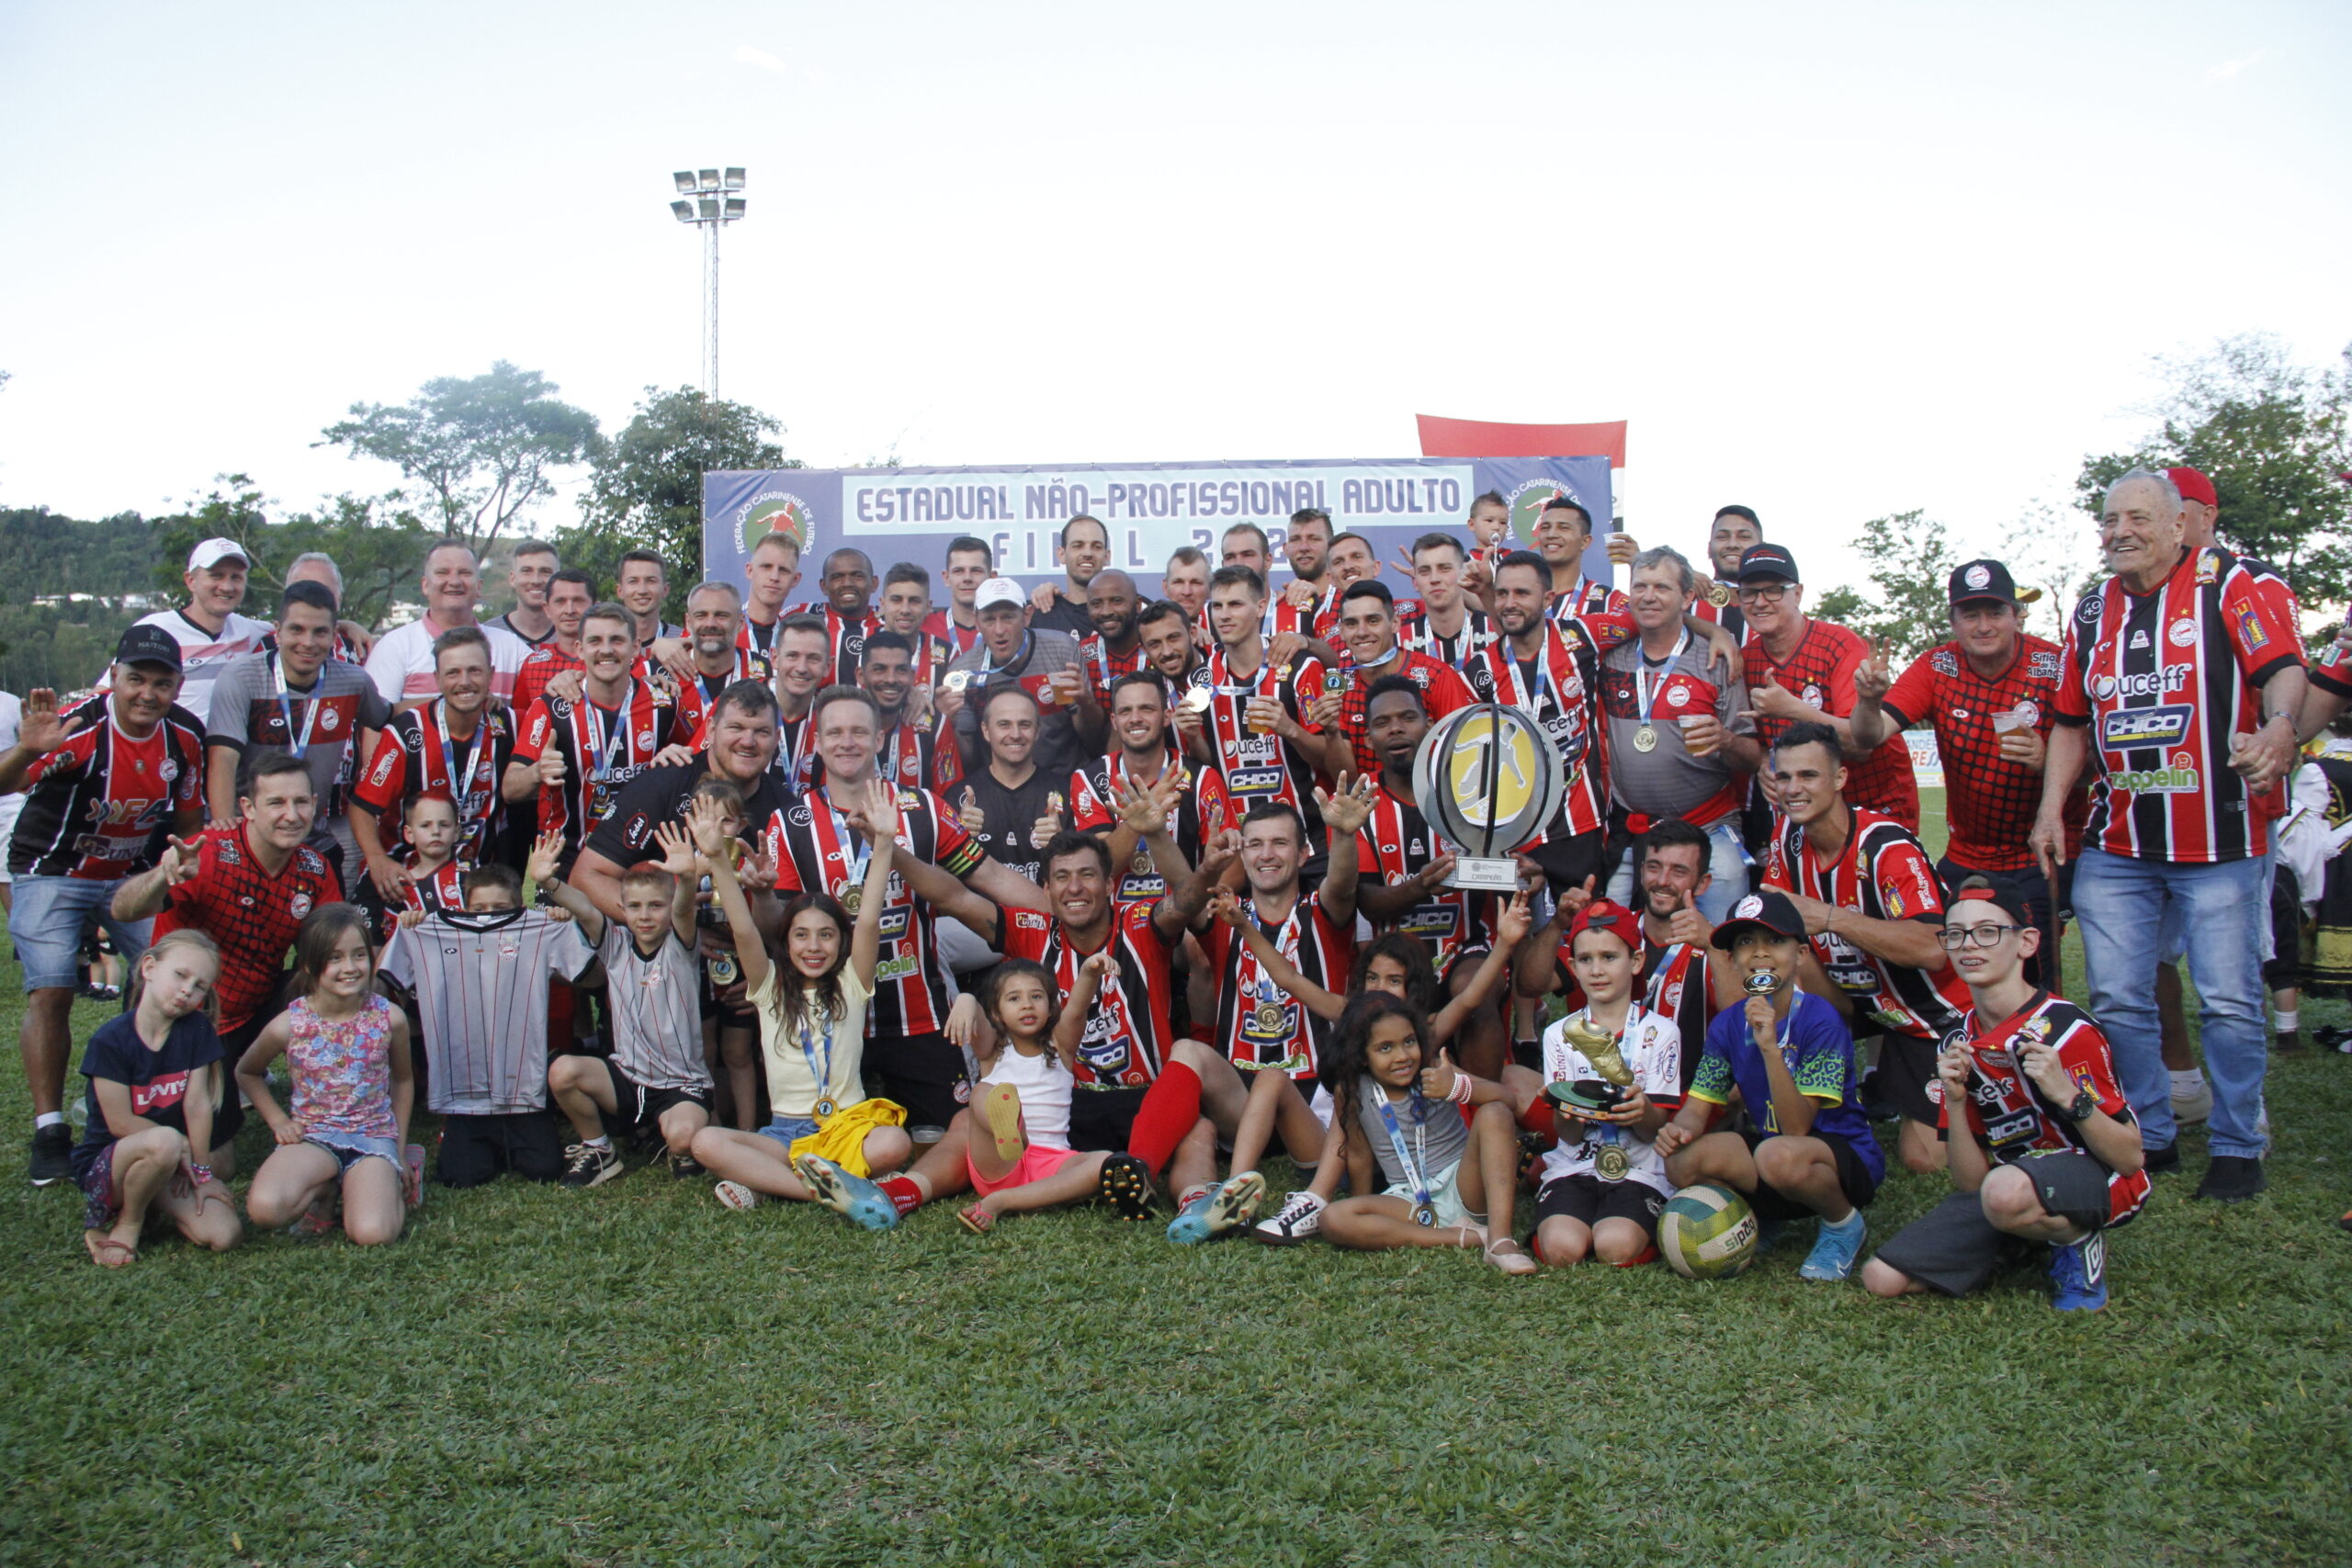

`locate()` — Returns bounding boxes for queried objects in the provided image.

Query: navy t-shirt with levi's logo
[69,1011,226,1182]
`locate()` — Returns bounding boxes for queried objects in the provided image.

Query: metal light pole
[669,167,746,397]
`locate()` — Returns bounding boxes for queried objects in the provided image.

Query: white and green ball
[1659,1182,1758,1280]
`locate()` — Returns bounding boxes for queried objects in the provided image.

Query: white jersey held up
[379,908,594,1115]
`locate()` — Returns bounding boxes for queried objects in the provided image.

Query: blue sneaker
[2049,1232,2109,1312]
[1797,1210,1867,1281]
[1167,1171,1267,1244]
[791,1155,900,1231]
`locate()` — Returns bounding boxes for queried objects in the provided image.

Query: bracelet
[190,1164,213,1182]
[1446,1072,1475,1106]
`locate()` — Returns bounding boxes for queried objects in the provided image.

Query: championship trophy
[1410,703,1567,892]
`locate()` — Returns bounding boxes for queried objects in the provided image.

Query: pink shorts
[967,1142,1080,1197]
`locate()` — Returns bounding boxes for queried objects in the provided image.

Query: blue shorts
[12,874,152,993]
[306,1131,400,1173]
[756,1116,820,1147]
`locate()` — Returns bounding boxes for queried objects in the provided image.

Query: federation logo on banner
[737,491,815,556]
[1508,479,1583,540]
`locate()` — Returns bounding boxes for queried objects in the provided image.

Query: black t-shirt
[582,755,795,871]
[1030,591,1095,638]
[958,765,1060,886]
[72,1011,226,1181]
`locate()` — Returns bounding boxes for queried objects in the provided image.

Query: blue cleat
[2048,1232,2109,1312]
[1167,1171,1267,1244]
[1797,1210,1867,1281]
[792,1154,900,1231]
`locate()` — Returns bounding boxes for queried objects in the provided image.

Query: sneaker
[28,1124,73,1187]
[790,1154,901,1230]
[1798,1211,1867,1281]
[1097,1154,1159,1221]
[1167,1170,1267,1244]
[2192,1155,2267,1202]
[2142,1141,2182,1175]
[2274,1032,2309,1056]
[2048,1232,2108,1312]
[1253,1189,1328,1246]
[669,1150,707,1179]
[560,1141,621,1190]
[2169,1075,2212,1124]
[713,1179,763,1210]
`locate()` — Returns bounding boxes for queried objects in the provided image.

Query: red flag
[1416,414,1626,468]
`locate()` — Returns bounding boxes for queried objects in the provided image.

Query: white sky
[2,1,2345,604]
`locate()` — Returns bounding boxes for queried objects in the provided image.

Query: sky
[2,0,2346,610]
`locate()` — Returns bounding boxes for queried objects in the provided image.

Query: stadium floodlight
[662,165,748,396]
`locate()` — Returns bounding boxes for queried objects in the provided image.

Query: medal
[814,1098,836,1119]
[840,885,862,915]
[1632,724,1658,752]
[1708,581,1732,607]
[709,949,738,985]
[1412,1202,1436,1227]
[1179,685,1212,716]
[942,669,972,694]
[1595,1144,1632,1182]
[1631,633,1685,759]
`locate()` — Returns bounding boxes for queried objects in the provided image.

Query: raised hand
[1313,771,1376,836]
[1206,884,1246,928]
[864,776,904,844]
[1560,874,1597,919]
[156,833,203,889]
[1114,776,1167,839]
[1306,691,1342,730]
[525,829,565,886]
[686,794,731,860]
[15,688,67,755]
[1854,638,1892,704]
[1495,887,1533,949]
[1605,532,1639,567]
[1663,888,1712,949]
[1079,950,1115,985]
[537,747,568,789]
[1419,1045,1461,1102]
[1199,826,1243,880]
[651,819,700,877]
[956,786,986,834]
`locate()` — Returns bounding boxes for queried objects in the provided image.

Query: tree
[319,362,603,557]
[149,474,434,631]
[564,386,793,619]
[1808,510,1961,662]
[2075,333,2352,607]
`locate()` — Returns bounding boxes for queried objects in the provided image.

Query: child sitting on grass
[531,823,715,1187]
[74,930,243,1267]
[234,904,418,1245]
[685,782,911,1219]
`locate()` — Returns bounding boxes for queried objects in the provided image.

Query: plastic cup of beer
[1679,714,1715,756]
[1990,708,2029,735]
[1246,695,1277,735]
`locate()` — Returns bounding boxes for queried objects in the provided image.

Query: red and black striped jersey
[1069,750,1227,901]
[153,826,340,1032]
[998,900,1179,1087]
[348,702,515,867]
[818,604,881,685]
[2052,547,2306,863]
[1311,593,1424,644]
[1935,990,2150,1228]
[922,608,984,660]
[1745,617,1920,830]
[512,678,702,863]
[766,784,984,1037]
[1188,645,1330,840]
[1397,604,1498,664]
[1762,805,1970,1042]
[7,695,205,880]
[1551,577,1627,621]
[1883,635,2087,871]
[1197,892,1354,1079]
[1332,650,1475,784]
[1357,779,1493,976]
[1075,634,1147,712]
[768,707,818,791]
[734,615,782,683]
[1461,623,1613,843]
[1690,583,1744,639]
[355,855,466,946]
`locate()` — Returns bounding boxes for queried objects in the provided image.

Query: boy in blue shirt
[1654,889,1883,1280]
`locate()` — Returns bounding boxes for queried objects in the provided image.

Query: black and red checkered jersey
[509,643,583,722]
[1397,605,1498,664]
[1762,804,1971,1041]
[2053,546,2306,863]
[1189,645,1331,840]
[1198,891,1354,1079]
[1461,622,1614,843]
[1333,650,1475,784]
[1069,750,1227,901]
[998,900,1179,1087]
[7,695,205,880]
[1357,779,1494,976]
[1746,617,1920,830]
[767,784,985,1038]
[1883,635,2089,871]
[512,678,702,863]
[1935,990,2150,1228]
[153,825,341,1032]
[348,702,515,866]
[1076,634,1147,712]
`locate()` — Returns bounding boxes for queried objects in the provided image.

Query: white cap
[187,536,250,571]
[975,576,1026,611]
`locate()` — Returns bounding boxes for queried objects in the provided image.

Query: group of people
[10,463,2346,1308]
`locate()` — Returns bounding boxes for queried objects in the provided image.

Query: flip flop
[977,1083,1026,1171]
[957,1204,997,1235]
[84,1231,137,1269]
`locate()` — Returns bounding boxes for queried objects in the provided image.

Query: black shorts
[2267,863,2305,989]
[1525,830,1605,897]
[1739,1126,1880,1222]
[607,1063,712,1134]
[1871,1154,2116,1296]
[1438,944,1494,994]
[1534,1174,1665,1236]
[861,1030,970,1134]
[1873,1033,1944,1126]
[1069,1084,1148,1154]
[435,1111,566,1187]
[698,962,757,1031]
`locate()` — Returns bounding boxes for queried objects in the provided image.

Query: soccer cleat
[560,1142,621,1190]
[1797,1211,1867,1281]
[2142,1142,2182,1175]
[791,1154,900,1230]
[1166,1170,1267,1244]
[28,1124,73,1187]
[1252,1189,1328,1246]
[713,1179,763,1210]
[2192,1155,2267,1203]
[2048,1232,2108,1312]
[1097,1154,1159,1221]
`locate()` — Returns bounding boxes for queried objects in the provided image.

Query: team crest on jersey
[2195,549,2221,586]
[2027,650,2062,680]
[638,729,655,748]
[2167,619,2197,648]
[159,759,178,784]
[1886,886,1908,918]
[1663,979,1684,1011]
[2232,603,2268,651]
[318,705,341,733]
[2014,701,2040,726]
[289,893,313,920]
[1668,682,1690,705]
[1931,649,1959,676]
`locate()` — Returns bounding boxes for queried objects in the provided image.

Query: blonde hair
[130,929,221,1021]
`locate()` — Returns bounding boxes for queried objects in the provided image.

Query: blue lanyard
[977,631,1034,685]
[271,654,322,758]
[1375,1091,1433,1218]
[435,701,486,811]
[582,686,631,780]
[797,1008,833,1099]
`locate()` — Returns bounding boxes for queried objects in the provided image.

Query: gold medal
[1595,1144,1632,1182]
[814,1098,836,1119]
[1707,581,1732,607]
[1632,723,1658,752]
[840,885,862,915]
[941,670,972,694]
[1179,686,1212,716]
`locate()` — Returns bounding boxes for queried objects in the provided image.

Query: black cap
[1710,889,1807,951]
[114,624,183,672]
[1949,874,2033,928]
[1948,559,2021,606]
[1735,542,1800,585]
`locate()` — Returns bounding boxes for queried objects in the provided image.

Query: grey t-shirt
[1356,1085,1471,1190]
[944,627,1088,783]
[207,651,392,857]
[1599,635,1752,828]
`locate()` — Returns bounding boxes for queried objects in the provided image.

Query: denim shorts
[12,874,152,993]
[306,1131,401,1173]
[756,1116,821,1147]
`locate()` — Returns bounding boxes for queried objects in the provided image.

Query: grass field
[4,790,2350,1567]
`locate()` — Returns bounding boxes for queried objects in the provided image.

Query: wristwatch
[2064,1089,2097,1123]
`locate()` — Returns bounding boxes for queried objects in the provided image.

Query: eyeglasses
[1936,923,2020,951]
[1734,583,1791,603]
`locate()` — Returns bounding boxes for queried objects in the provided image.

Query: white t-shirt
[365,616,529,708]
[106,609,269,724]
[747,963,872,1119]
[978,1043,1073,1149]
[1536,1002,1683,1195]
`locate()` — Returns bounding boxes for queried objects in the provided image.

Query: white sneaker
[2170,1073,2212,1124]
[1252,1189,1328,1246]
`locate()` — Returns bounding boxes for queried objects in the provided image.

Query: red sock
[1126,1060,1203,1174]
[877,1176,923,1215]
[1516,1097,1558,1146]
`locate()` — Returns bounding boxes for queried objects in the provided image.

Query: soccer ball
[1659,1183,1758,1280]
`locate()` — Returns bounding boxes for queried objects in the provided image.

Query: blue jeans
[1606,816,1750,925]
[11,874,152,993]
[2073,849,2270,1160]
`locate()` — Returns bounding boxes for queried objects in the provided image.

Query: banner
[703,456,1614,602]
[1416,414,1627,469]
[1905,728,1943,788]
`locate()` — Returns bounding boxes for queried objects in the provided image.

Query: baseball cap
[1948,559,2022,606]
[2167,467,2217,508]
[1735,543,1800,585]
[1709,889,1806,951]
[1949,874,2033,929]
[1566,899,1639,953]
[187,537,249,571]
[114,624,184,671]
[975,577,1026,612]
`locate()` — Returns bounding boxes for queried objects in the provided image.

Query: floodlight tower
[668,167,746,396]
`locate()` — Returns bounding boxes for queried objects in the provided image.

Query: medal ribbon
[1375,1093,1434,1216]
[271,652,324,758]
[434,700,488,829]
[1634,631,1690,728]
[797,1010,834,1106]
[820,791,871,897]
[1234,897,1305,1066]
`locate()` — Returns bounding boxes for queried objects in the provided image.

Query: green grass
[3,789,2350,1566]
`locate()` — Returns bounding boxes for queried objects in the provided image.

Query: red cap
[2168,467,2217,507]
[1567,899,1640,953]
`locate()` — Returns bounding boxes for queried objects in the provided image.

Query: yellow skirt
[786,1098,907,1178]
